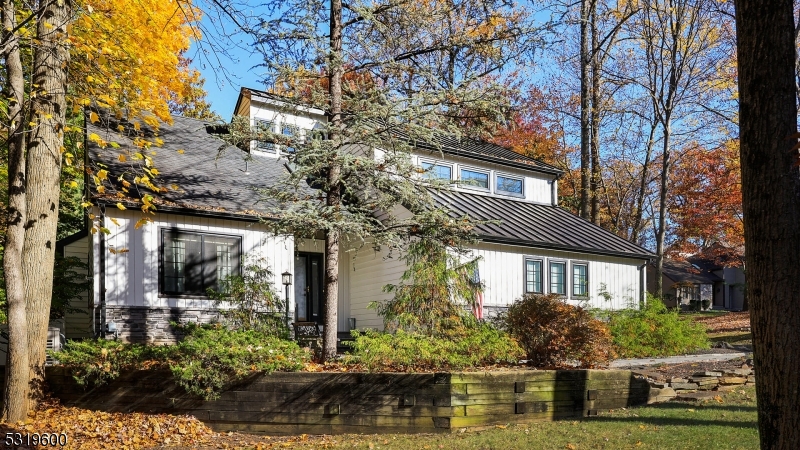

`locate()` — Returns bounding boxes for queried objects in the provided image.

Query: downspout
[551,179,559,206]
[98,211,106,339]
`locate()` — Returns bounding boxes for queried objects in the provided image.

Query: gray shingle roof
[661,259,723,284]
[429,189,654,259]
[87,114,291,219]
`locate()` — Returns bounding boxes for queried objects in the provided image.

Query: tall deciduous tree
[1,0,200,421]
[734,0,800,447]
[220,0,536,360]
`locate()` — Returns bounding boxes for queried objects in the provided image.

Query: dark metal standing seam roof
[430,190,654,260]
[660,260,723,284]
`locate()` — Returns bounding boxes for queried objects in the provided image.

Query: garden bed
[45,367,654,435]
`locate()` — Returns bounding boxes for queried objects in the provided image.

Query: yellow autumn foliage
[69,0,202,125]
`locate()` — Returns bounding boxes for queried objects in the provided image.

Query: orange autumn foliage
[669,140,744,256]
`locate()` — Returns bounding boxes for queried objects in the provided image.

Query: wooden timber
[45,367,652,435]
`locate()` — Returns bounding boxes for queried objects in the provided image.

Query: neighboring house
[647,245,746,311]
[58,88,654,343]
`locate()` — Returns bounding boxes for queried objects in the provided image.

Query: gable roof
[429,190,653,260]
[87,113,294,220]
[240,87,564,177]
[659,259,723,284]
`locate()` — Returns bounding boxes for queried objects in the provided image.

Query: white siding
[62,235,93,339]
[346,241,645,330]
[472,242,643,310]
[94,210,295,312]
[347,246,407,330]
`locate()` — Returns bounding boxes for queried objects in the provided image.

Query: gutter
[94,199,276,224]
[480,235,654,261]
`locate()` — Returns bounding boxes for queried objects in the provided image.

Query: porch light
[282,271,292,326]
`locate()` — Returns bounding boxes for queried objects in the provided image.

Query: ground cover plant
[608,298,709,358]
[497,293,616,368]
[55,324,311,401]
[343,326,523,372]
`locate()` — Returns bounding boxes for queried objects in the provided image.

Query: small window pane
[550,261,566,295]
[497,175,523,195]
[525,259,542,293]
[282,124,298,153]
[421,162,452,180]
[255,120,275,150]
[573,264,588,296]
[460,169,489,189]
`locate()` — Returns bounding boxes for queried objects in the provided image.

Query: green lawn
[283,387,759,450]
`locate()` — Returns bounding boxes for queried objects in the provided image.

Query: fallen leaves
[692,312,750,333]
[1,397,216,450]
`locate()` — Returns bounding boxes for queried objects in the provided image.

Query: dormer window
[421,161,453,181]
[459,167,490,190]
[496,173,524,197]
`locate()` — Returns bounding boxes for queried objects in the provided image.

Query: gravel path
[610,352,748,368]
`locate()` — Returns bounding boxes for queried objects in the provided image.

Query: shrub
[206,257,289,338]
[170,325,310,400]
[498,293,615,368]
[608,298,709,358]
[56,339,178,387]
[373,239,483,335]
[56,325,311,400]
[343,325,524,372]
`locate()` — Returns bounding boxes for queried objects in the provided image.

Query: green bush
[55,325,311,400]
[608,298,709,358]
[170,325,310,400]
[498,293,616,368]
[343,325,524,372]
[55,339,178,387]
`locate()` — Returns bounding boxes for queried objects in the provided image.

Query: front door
[294,253,324,324]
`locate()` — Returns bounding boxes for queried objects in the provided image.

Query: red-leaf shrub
[499,294,615,368]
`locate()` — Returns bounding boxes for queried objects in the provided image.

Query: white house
[58,88,654,343]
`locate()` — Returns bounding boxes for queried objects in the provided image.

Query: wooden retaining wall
[45,368,651,435]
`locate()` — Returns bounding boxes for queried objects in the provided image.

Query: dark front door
[294,253,324,324]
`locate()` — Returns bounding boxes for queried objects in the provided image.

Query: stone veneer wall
[104,307,222,344]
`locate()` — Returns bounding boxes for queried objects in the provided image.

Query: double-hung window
[549,261,566,296]
[161,230,242,295]
[459,168,490,190]
[496,174,524,197]
[524,259,543,293]
[255,120,275,151]
[420,161,452,181]
[572,263,588,297]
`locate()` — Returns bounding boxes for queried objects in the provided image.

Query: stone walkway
[609,352,748,368]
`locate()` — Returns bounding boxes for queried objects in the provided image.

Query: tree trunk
[23,0,72,406]
[654,122,671,300]
[579,0,591,219]
[323,0,344,361]
[631,122,657,244]
[1,0,30,423]
[734,1,800,448]
[589,0,600,224]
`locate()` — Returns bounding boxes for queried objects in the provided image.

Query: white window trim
[571,261,589,298]
[418,157,454,182]
[524,257,544,294]
[458,165,491,191]
[495,171,525,198]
